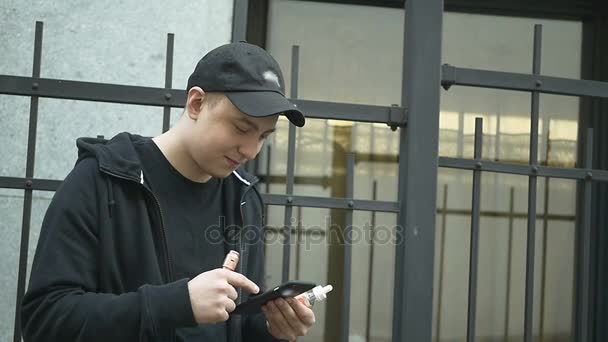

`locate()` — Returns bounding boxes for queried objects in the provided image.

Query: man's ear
[186,87,206,120]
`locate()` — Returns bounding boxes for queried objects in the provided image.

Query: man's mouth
[225,156,241,167]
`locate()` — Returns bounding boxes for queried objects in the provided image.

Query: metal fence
[1,0,608,341]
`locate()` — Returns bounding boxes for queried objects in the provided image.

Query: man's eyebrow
[238,117,276,134]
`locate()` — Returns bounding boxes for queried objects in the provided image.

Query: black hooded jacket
[21,132,279,342]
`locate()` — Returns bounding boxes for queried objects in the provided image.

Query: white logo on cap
[263,70,281,88]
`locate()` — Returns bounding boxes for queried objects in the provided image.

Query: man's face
[186,94,278,179]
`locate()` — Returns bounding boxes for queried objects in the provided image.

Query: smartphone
[232,281,316,315]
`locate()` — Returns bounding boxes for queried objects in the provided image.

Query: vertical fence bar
[524,24,542,342]
[281,125,294,284]
[436,183,449,342]
[231,0,248,42]
[495,112,501,161]
[322,121,329,178]
[365,180,378,342]
[541,118,551,166]
[365,125,376,342]
[340,153,355,342]
[539,177,550,342]
[351,123,358,155]
[458,112,465,158]
[14,21,43,342]
[162,33,174,133]
[290,45,299,100]
[281,45,299,283]
[265,144,272,195]
[504,187,515,341]
[262,144,272,259]
[393,0,443,341]
[577,129,593,342]
[295,206,302,280]
[466,117,484,342]
[292,45,303,282]
[539,129,552,341]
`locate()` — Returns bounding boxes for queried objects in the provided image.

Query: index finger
[224,270,260,294]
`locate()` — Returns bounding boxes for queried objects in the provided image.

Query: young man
[21,42,313,342]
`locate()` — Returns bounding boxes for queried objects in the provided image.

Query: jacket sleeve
[243,312,286,342]
[20,158,195,342]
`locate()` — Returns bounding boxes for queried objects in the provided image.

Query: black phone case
[231,281,316,315]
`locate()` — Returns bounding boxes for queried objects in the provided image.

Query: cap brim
[225,91,305,127]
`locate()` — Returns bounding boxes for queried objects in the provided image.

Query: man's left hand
[261,297,315,341]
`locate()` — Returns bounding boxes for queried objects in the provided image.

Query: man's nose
[238,138,263,161]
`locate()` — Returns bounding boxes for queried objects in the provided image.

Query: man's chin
[211,168,237,179]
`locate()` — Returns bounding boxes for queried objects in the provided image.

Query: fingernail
[255,286,260,293]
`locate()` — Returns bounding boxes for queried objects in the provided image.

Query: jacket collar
[232,168,258,187]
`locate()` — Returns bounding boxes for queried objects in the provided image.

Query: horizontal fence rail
[5,154,608,194]
[439,157,608,181]
[442,64,608,98]
[0,75,407,127]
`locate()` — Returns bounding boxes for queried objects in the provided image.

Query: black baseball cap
[187,42,305,127]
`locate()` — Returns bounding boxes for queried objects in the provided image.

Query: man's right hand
[187,268,260,324]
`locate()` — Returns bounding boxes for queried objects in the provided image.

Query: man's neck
[152,132,212,183]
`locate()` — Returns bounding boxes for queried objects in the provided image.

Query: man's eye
[234,125,248,133]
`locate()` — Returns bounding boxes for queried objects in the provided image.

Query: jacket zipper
[236,188,248,303]
[237,179,260,283]
[230,182,255,342]
[100,168,173,282]
[144,188,174,282]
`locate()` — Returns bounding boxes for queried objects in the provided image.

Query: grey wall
[0,1,234,340]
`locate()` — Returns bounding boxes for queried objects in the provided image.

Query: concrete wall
[0,1,234,340]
